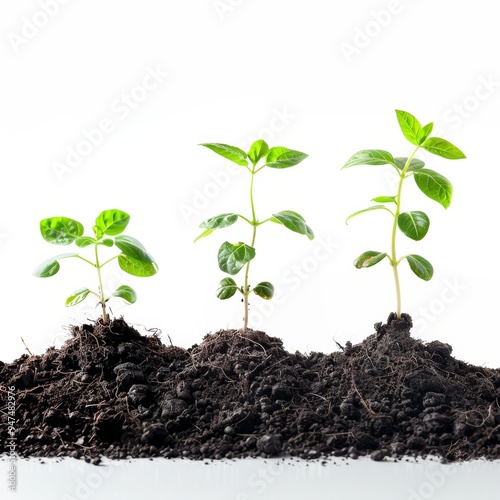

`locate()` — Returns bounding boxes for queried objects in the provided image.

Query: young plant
[343,110,466,318]
[196,140,314,332]
[33,209,158,323]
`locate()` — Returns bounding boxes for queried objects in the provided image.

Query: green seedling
[196,140,314,332]
[33,209,158,323]
[343,110,466,318]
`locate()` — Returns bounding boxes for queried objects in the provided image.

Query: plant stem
[243,165,258,332]
[94,244,108,323]
[390,146,420,318]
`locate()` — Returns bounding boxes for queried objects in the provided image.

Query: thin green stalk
[94,244,108,323]
[390,146,420,317]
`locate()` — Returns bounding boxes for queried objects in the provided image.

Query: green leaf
[95,209,130,236]
[395,110,424,145]
[421,137,466,160]
[112,285,137,304]
[100,238,114,247]
[265,147,308,169]
[75,236,96,248]
[397,211,430,241]
[346,205,393,224]
[65,288,91,307]
[253,281,274,300]
[218,242,255,275]
[354,251,388,269]
[115,235,155,263]
[393,157,425,172]
[271,210,314,240]
[371,196,396,203]
[343,150,396,168]
[247,139,269,164]
[33,253,78,277]
[40,217,84,245]
[195,213,239,242]
[405,254,433,281]
[118,254,158,277]
[200,143,248,167]
[413,168,453,209]
[216,277,239,300]
[421,122,434,142]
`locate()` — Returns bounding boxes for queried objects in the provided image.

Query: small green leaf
[195,213,239,242]
[421,137,466,160]
[112,285,137,304]
[405,254,433,281]
[371,196,396,203]
[95,209,130,236]
[65,288,91,307]
[421,122,434,142]
[346,205,393,224]
[40,217,84,245]
[218,242,255,275]
[343,150,396,168]
[75,236,96,248]
[395,110,424,146]
[194,228,215,242]
[200,143,248,166]
[33,253,78,277]
[354,251,388,269]
[253,281,274,300]
[114,235,155,263]
[248,139,269,164]
[397,211,430,241]
[118,254,158,277]
[271,210,314,240]
[394,157,425,172]
[101,238,114,247]
[413,169,453,209]
[265,147,308,169]
[216,277,239,300]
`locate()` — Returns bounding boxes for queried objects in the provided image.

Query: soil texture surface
[1,314,500,463]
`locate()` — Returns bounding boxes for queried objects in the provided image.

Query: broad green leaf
[253,281,274,300]
[343,150,396,168]
[200,143,248,166]
[218,242,255,275]
[95,209,130,236]
[115,235,155,263]
[393,157,425,172]
[405,254,433,281]
[421,122,434,142]
[118,254,158,277]
[195,213,239,242]
[421,137,466,160]
[75,236,96,248]
[65,288,91,307]
[395,110,424,145]
[413,169,453,209]
[112,285,137,304]
[216,277,239,300]
[248,139,269,164]
[346,205,393,224]
[100,238,114,247]
[33,253,78,277]
[40,217,84,245]
[397,211,430,241]
[371,196,396,203]
[265,147,308,169]
[271,210,314,240]
[354,251,388,269]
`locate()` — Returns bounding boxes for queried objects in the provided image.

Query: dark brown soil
[1,314,500,463]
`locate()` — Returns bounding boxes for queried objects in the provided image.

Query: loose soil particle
[1,314,500,462]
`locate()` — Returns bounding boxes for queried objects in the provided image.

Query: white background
[1,0,499,369]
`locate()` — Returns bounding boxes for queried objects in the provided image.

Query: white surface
[1,1,499,367]
[2,456,500,500]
